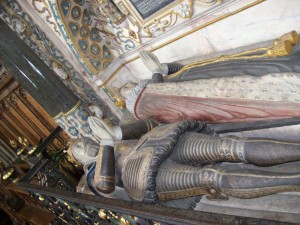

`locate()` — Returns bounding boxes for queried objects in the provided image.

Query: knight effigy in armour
[72,119,300,209]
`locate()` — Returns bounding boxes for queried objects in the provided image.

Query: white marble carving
[97,0,300,95]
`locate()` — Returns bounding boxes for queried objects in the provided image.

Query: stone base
[196,193,300,224]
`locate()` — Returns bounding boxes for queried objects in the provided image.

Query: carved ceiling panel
[53,0,115,75]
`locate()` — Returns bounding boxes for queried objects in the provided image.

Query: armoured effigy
[72,121,300,209]
[124,31,300,123]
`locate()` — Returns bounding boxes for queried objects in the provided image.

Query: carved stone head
[70,138,100,165]
[118,82,137,101]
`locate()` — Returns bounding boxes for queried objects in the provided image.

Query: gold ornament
[9,140,18,148]
[279,30,299,45]
[98,209,107,219]
[3,167,14,180]
[267,40,292,57]
[38,195,45,201]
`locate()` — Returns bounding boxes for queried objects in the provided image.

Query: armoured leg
[169,132,300,166]
[155,161,300,201]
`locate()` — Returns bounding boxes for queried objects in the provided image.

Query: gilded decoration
[89,0,137,49]
[31,0,61,36]
[56,0,115,74]
[99,0,265,92]
[168,30,297,79]
[88,0,222,46]
[112,0,220,38]
[115,0,193,36]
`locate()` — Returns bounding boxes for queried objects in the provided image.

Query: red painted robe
[127,74,300,123]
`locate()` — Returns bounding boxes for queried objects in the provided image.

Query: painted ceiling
[57,0,114,74]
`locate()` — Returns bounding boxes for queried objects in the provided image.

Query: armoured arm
[120,119,159,140]
[88,116,159,141]
[93,145,115,194]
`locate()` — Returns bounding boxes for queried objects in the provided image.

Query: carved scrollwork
[11,15,29,35]
[217,139,235,161]
[31,0,60,35]
[90,0,126,26]
[9,94,18,106]
[112,0,221,38]
[143,0,194,35]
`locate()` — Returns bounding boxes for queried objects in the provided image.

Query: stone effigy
[72,31,300,212]
[72,121,300,209]
[124,31,300,124]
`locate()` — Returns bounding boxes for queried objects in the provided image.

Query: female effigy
[124,31,300,124]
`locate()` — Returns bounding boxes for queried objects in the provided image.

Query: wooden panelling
[8,93,50,137]
[0,65,70,152]
[0,65,70,225]
[15,87,58,131]
[0,118,17,142]
[1,100,40,144]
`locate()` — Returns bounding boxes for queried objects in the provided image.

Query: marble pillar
[0,19,78,117]
[0,19,97,141]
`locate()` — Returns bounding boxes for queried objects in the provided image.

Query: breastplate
[122,121,208,203]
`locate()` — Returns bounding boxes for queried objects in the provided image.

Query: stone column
[0,19,98,141]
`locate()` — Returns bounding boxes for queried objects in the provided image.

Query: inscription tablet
[129,0,176,20]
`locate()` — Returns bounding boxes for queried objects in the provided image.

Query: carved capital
[1,101,10,111]
[9,94,18,105]
[18,87,28,99]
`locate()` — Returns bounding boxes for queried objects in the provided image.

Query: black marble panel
[129,0,175,20]
[0,19,78,118]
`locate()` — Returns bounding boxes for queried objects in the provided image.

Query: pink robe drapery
[130,74,300,123]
